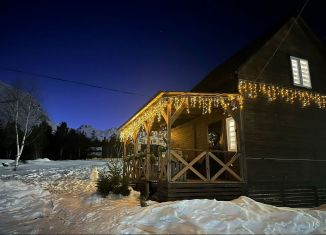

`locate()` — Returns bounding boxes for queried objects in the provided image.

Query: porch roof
[119,91,242,140]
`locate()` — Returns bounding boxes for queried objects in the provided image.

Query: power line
[254,0,310,82]
[0,66,149,97]
[0,100,14,104]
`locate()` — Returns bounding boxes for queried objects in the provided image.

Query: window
[290,56,311,88]
[226,117,237,152]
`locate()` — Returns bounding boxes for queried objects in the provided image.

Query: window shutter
[291,57,301,86]
[299,59,311,88]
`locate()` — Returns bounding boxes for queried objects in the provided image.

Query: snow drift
[0,159,325,234]
[116,196,326,234]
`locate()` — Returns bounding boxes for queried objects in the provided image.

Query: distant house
[119,17,326,207]
[87,147,102,157]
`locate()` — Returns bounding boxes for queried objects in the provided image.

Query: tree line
[0,81,122,165]
[0,120,122,161]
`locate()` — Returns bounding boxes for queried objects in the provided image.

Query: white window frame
[290,56,312,89]
[226,117,237,152]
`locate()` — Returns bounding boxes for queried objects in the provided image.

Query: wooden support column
[132,131,138,155]
[144,121,153,180]
[123,139,127,177]
[165,102,172,182]
[238,107,247,182]
[123,139,127,157]
[162,100,187,182]
[143,121,153,199]
[132,131,139,180]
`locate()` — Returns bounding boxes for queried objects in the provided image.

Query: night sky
[1,0,325,130]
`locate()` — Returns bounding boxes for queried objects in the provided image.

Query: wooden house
[119,17,326,207]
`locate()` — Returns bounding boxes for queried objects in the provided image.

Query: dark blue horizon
[1,0,325,130]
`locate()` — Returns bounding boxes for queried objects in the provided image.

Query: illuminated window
[226,117,237,152]
[290,56,311,88]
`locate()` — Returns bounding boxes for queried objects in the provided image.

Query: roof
[191,17,326,93]
[118,91,164,131]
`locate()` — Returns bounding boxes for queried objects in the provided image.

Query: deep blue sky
[0,0,325,130]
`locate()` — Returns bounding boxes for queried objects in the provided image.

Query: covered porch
[119,92,245,199]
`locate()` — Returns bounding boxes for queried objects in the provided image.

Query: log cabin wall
[171,123,195,149]
[241,97,326,186]
[194,121,208,150]
[238,19,326,187]
[171,113,226,152]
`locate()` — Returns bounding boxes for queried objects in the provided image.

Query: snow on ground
[0,159,325,234]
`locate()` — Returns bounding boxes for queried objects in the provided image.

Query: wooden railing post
[123,140,128,178]
[205,151,210,181]
[146,134,150,180]
[132,131,139,181]
[132,154,138,180]
[159,151,167,180]
[144,121,153,180]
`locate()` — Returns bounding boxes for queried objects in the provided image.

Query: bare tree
[2,83,45,170]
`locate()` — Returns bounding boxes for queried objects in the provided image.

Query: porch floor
[134,180,246,202]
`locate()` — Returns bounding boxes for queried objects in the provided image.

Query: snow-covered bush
[96,159,130,197]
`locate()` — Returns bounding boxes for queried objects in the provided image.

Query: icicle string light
[120,93,243,140]
[239,80,326,109]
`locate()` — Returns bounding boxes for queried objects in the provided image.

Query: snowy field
[0,159,325,234]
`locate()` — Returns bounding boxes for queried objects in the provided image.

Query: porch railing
[165,148,242,182]
[124,148,243,183]
[123,152,159,181]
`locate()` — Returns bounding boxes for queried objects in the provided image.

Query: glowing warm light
[120,81,326,141]
[239,80,326,109]
[120,93,243,141]
[226,117,237,152]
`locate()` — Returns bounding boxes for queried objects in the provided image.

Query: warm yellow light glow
[120,93,243,141]
[226,117,237,152]
[239,80,326,109]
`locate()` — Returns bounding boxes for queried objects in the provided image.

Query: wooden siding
[139,180,326,207]
[171,123,195,149]
[247,184,326,208]
[171,113,225,151]
[150,181,326,207]
[242,97,326,185]
[237,19,326,187]
[195,121,208,150]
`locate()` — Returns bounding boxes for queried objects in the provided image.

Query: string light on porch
[162,95,242,115]
[120,100,165,141]
[239,80,326,108]
[120,93,243,141]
